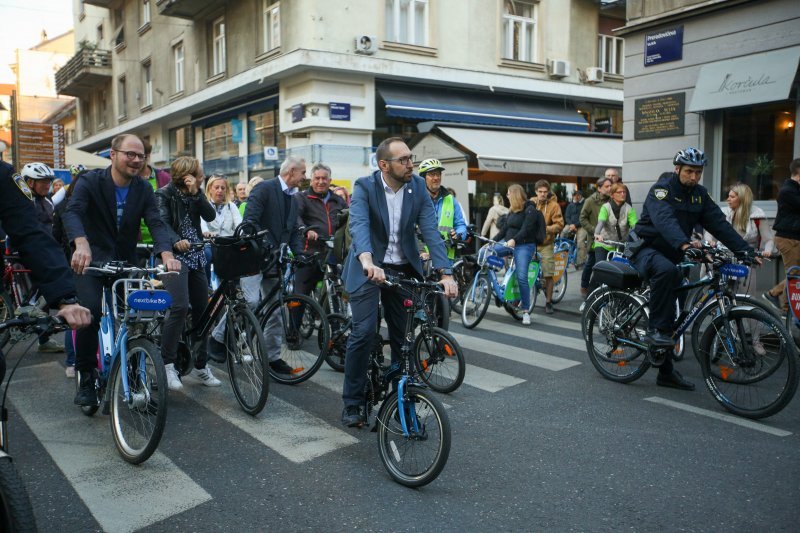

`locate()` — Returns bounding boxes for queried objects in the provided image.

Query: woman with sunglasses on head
[593,182,638,263]
[155,156,219,391]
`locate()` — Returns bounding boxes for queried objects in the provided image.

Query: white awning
[689,47,800,112]
[438,126,621,177]
[65,146,111,168]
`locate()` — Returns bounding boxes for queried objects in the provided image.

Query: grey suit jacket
[342,171,449,293]
[242,177,302,252]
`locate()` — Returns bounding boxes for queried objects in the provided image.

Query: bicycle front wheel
[414,327,465,393]
[461,273,490,329]
[0,457,36,532]
[109,338,167,464]
[584,290,651,383]
[699,308,798,419]
[226,304,270,415]
[264,294,328,385]
[376,385,451,488]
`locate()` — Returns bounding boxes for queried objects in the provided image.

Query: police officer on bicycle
[629,147,754,391]
[418,159,467,261]
[0,161,91,379]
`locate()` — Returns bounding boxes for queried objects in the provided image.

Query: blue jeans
[495,243,537,310]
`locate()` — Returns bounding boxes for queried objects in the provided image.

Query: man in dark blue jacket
[64,133,179,406]
[631,147,752,391]
[764,158,800,312]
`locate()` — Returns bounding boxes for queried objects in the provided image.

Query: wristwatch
[56,295,81,307]
[438,268,453,276]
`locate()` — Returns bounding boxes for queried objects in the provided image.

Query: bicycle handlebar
[0,315,67,335]
[85,262,177,277]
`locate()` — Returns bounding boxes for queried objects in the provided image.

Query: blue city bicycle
[461,235,540,329]
[78,262,173,464]
[551,236,578,304]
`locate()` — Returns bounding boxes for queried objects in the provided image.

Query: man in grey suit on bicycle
[340,137,457,428]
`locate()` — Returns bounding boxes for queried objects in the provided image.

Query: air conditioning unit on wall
[586,67,605,84]
[355,35,377,55]
[548,59,571,78]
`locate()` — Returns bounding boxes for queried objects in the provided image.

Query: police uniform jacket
[63,166,173,265]
[635,172,750,263]
[0,161,76,306]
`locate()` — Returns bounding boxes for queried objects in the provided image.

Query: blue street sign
[645,26,683,66]
[329,102,351,121]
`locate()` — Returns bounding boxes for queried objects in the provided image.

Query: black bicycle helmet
[673,148,707,167]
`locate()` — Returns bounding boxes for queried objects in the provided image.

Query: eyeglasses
[383,155,415,166]
[114,150,146,161]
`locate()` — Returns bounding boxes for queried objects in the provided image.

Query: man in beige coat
[533,180,564,314]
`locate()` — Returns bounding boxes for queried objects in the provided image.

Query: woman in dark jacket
[493,184,541,325]
[155,156,217,391]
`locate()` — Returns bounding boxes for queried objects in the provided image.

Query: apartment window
[598,34,624,75]
[99,89,108,127]
[173,42,185,93]
[502,0,537,63]
[169,125,194,161]
[211,16,226,76]
[142,61,152,108]
[97,24,104,44]
[141,0,151,27]
[385,0,428,46]
[262,0,280,52]
[118,76,127,118]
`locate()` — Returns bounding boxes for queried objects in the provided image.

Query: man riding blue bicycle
[628,147,755,391]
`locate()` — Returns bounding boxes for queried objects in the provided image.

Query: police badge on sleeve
[12,173,34,201]
[653,188,668,200]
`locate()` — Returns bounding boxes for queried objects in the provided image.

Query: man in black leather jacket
[631,148,752,391]
[764,158,800,312]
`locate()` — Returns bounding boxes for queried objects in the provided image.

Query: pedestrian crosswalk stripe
[462,364,525,392]
[11,362,211,532]
[468,316,586,352]
[450,333,581,371]
[643,396,792,437]
[484,305,582,332]
[180,373,359,463]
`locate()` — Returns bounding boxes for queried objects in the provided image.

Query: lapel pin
[407,188,412,194]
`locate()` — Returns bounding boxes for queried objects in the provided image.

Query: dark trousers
[160,265,209,367]
[342,268,415,407]
[581,247,598,290]
[74,275,104,372]
[293,263,323,299]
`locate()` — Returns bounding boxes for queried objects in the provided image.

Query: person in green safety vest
[137,139,171,263]
[418,158,467,261]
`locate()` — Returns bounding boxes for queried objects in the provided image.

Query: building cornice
[615,0,757,36]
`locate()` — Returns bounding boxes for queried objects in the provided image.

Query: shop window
[262,0,280,53]
[385,0,428,46]
[598,34,624,75]
[248,109,283,178]
[719,101,796,202]
[502,0,537,63]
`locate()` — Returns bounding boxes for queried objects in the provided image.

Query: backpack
[530,204,546,245]
[332,208,351,263]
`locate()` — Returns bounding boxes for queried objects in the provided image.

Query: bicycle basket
[212,233,267,281]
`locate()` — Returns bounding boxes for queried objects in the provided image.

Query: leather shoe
[269,358,295,374]
[656,370,695,391]
[342,405,366,428]
[74,370,99,406]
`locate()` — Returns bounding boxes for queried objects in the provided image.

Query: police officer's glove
[683,247,704,262]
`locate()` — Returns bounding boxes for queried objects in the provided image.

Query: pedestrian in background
[579,176,612,297]
[764,158,800,312]
[605,167,631,205]
[560,190,587,266]
[238,176,264,216]
[234,182,248,207]
[202,174,242,286]
[533,180,564,314]
[593,183,637,262]
[332,186,350,205]
[481,192,509,239]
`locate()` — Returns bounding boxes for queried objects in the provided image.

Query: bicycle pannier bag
[590,260,641,290]
[212,225,267,280]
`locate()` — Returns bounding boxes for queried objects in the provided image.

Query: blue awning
[379,86,588,132]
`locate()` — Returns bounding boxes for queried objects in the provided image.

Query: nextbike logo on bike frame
[127,290,172,311]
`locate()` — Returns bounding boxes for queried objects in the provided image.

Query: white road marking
[10,362,211,532]
[473,316,586,351]
[462,364,525,392]
[643,396,793,437]
[450,332,581,371]
[484,305,583,332]
[180,373,359,463]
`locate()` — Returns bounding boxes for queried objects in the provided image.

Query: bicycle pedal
[647,346,670,367]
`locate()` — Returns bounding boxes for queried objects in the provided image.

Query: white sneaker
[522,312,531,325]
[190,366,222,387]
[165,363,183,391]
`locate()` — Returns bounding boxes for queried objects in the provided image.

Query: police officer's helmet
[673,148,707,167]
[21,162,55,181]
[70,164,86,177]
[418,158,445,176]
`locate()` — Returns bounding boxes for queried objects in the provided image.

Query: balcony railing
[55,49,112,97]
[157,0,221,19]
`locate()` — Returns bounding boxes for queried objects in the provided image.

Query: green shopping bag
[503,261,540,302]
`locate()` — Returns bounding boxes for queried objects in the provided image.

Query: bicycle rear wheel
[376,385,451,488]
[552,263,568,304]
[414,327,465,393]
[109,338,167,464]
[323,313,348,372]
[0,457,36,532]
[584,290,651,383]
[264,294,328,385]
[226,304,270,415]
[699,308,798,419]
[461,273,490,329]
